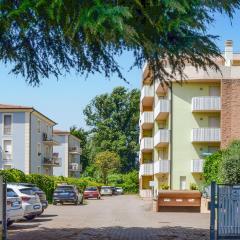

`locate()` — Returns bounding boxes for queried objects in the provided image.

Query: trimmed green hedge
[0,169,102,202]
[0,169,139,201]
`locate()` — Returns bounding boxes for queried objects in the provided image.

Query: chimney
[224,40,233,66]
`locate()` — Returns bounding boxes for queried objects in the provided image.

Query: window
[208,117,220,128]
[4,164,12,170]
[3,114,12,135]
[37,143,41,158]
[37,119,41,133]
[209,86,220,96]
[3,140,12,160]
[7,189,18,198]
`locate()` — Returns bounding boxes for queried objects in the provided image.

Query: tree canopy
[95,151,121,184]
[1,1,240,85]
[84,86,140,172]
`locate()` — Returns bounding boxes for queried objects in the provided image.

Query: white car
[115,187,124,195]
[6,188,24,226]
[7,184,42,220]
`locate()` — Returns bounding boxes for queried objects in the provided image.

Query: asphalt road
[9,195,210,240]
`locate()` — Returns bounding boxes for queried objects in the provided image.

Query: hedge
[0,169,102,202]
[0,169,139,202]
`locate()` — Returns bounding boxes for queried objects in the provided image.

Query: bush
[160,183,169,190]
[0,169,102,202]
[203,151,222,185]
[190,183,198,190]
[220,140,240,184]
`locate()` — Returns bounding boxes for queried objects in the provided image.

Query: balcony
[139,163,154,176]
[140,138,153,152]
[191,159,204,173]
[42,133,59,145]
[42,156,61,167]
[192,96,221,112]
[156,82,168,96]
[140,86,154,106]
[69,146,82,155]
[69,163,82,172]
[154,160,170,174]
[191,128,221,142]
[140,112,154,129]
[154,130,170,147]
[154,100,170,120]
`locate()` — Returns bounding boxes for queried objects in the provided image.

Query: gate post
[210,181,216,240]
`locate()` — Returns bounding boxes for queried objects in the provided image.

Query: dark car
[53,185,83,205]
[111,187,117,195]
[84,187,101,199]
[11,183,48,213]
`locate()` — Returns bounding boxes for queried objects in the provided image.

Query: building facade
[0,104,61,175]
[53,130,81,178]
[139,40,240,198]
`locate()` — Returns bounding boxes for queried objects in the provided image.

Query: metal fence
[210,182,240,240]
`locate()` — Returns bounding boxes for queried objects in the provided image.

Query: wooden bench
[157,190,201,212]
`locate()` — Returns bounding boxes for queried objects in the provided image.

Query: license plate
[34,205,41,209]
[42,203,47,207]
[89,195,93,197]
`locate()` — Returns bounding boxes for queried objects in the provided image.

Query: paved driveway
[9,195,210,240]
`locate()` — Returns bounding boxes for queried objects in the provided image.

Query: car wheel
[24,215,36,221]
[7,220,14,227]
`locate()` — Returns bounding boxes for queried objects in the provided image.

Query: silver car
[100,186,113,196]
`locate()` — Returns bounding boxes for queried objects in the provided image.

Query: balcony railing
[154,100,170,120]
[139,189,153,198]
[42,157,61,167]
[42,133,59,145]
[154,130,170,147]
[192,96,221,112]
[154,160,170,174]
[191,159,204,173]
[140,86,154,105]
[2,153,12,161]
[139,163,154,176]
[140,138,153,152]
[69,163,81,172]
[69,146,82,155]
[191,128,221,142]
[140,112,154,129]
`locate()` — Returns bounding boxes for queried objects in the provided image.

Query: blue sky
[0,10,240,130]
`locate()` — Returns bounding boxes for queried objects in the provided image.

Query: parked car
[6,188,24,226]
[7,184,42,220]
[84,187,101,199]
[115,187,124,195]
[100,186,113,196]
[16,183,48,213]
[53,184,83,205]
[111,187,117,195]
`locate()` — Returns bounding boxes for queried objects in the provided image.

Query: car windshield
[19,188,35,195]
[101,187,111,190]
[55,186,74,192]
[85,187,97,191]
[116,187,122,190]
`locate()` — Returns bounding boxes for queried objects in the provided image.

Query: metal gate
[210,182,240,240]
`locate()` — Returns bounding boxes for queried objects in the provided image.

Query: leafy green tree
[70,126,90,172]
[84,87,140,172]
[95,151,121,184]
[1,1,240,85]
[203,151,222,185]
[220,141,240,184]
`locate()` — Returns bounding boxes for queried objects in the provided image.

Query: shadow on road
[9,226,210,240]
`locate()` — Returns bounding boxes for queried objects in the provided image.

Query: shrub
[160,183,169,190]
[0,169,27,182]
[220,140,240,184]
[190,183,198,190]
[203,151,222,185]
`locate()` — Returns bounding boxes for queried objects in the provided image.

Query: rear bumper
[23,203,42,217]
[41,200,48,209]
[7,208,24,221]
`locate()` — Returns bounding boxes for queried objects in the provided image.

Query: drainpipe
[29,110,33,174]
[169,82,173,190]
